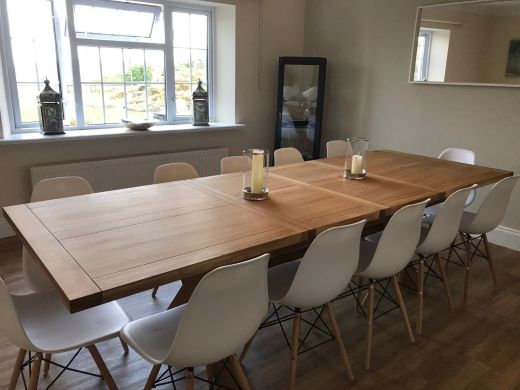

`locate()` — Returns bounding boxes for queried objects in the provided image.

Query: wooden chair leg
[482,234,498,289]
[28,352,42,390]
[87,345,118,390]
[144,364,161,390]
[417,258,425,335]
[119,337,129,355]
[289,310,301,390]
[43,353,52,375]
[8,348,27,390]
[186,368,195,390]
[364,282,375,370]
[230,354,251,390]
[392,275,415,343]
[325,303,354,380]
[435,253,454,311]
[239,332,256,362]
[462,233,472,303]
[151,286,159,297]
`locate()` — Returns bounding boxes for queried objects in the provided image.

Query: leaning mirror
[410,0,520,87]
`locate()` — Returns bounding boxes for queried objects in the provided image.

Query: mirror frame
[409,0,520,88]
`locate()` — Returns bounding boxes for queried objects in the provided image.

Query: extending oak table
[3,150,512,312]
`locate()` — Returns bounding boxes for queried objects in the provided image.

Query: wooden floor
[0,236,519,389]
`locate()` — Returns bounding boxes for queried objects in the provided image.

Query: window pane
[103,85,125,123]
[190,14,207,49]
[148,85,166,121]
[82,84,103,125]
[172,12,190,48]
[191,49,207,83]
[11,39,38,82]
[175,83,192,116]
[126,84,147,120]
[174,48,191,83]
[101,48,124,83]
[78,46,101,82]
[18,84,40,123]
[124,49,146,83]
[74,1,164,43]
[145,50,165,83]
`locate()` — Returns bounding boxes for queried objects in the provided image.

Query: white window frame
[0,0,215,133]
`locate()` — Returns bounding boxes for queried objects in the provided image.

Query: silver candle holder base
[343,170,367,180]
[243,187,269,201]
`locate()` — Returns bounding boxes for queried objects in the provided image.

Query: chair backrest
[220,156,251,174]
[281,220,366,309]
[465,175,519,234]
[438,148,475,165]
[438,148,476,206]
[154,162,199,184]
[0,277,35,351]
[274,147,304,166]
[417,185,477,255]
[362,199,430,279]
[167,254,269,367]
[326,140,347,158]
[31,176,94,202]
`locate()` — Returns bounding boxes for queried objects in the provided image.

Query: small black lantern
[37,79,65,135]
[192,80,209,126]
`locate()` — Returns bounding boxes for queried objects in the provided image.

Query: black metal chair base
[444,234,487,267]
[20,348,101,390]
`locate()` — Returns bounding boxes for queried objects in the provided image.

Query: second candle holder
[243,149,269,200]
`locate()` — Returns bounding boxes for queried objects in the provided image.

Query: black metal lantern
[192,80,209,126]
[37,79,65,135]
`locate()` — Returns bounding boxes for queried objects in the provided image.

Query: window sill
[0,122,245,145]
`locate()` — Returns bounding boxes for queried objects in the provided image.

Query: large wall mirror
[410,0,520,87]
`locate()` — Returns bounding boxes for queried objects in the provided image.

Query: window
[414,30,432,82]
[0,0,213,131]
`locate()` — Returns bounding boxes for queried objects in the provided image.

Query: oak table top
[2,150,512,312]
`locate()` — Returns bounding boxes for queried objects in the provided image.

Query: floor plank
[0,236,518,389]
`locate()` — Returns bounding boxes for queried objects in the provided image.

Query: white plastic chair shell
[326,140,347,158]
[122,254,269,368]
[270,220,366,310]
[439,148,476,207]
[274,147,304,166]
[154,162,199,184]
[460,175,519,235]
[417,185,477,256]
[25,176,95,293]
[358,199,430,280]
[220,156,251,174]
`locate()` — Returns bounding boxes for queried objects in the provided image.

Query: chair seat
[121,304,186,365]
[356,241,377,275]
[268,260,300,303]
[13,291,129,353]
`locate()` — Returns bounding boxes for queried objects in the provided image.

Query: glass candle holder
[344,137,369,179]
[243,149,269,200]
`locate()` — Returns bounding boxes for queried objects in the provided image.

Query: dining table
[2,150,513,313]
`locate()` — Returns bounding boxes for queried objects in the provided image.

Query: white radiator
[30,148,229,192]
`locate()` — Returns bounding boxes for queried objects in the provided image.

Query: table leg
[167,274,204,309]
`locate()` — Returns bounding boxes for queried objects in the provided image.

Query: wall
[0,0,306,235]
[304,0,520,237]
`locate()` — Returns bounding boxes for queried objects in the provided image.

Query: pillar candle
[351,154,363,174]
[251,150,264,193]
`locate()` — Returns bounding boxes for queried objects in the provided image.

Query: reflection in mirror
[410,0,520,86]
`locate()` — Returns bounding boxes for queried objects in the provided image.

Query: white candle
[251,150,264,193]
[351,154,363,175]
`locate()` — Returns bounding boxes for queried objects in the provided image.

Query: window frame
[0,0,215,133]
[416,29,432,82]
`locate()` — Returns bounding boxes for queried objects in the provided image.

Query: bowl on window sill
[121,119,158,131]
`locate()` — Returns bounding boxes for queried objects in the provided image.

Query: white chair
[1,276,129,390]
[25,177,94,293]
[122,254,269,390]
[356,199,429,370]
[153,162,199,184]
[273,147,304,166]
[326,140,347,158]
[257,220,366,389]
[221,156,251,174]
[425,148,476,217]
[454,175,519,302]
